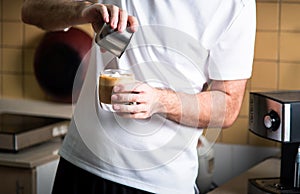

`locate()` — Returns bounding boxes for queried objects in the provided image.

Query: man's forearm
[22,0,94,31]
[158,80,246,129]
[159,90,225,128]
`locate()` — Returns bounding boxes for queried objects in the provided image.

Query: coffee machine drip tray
[248,178,300,194]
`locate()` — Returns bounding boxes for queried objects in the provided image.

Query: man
[22,0,256,193]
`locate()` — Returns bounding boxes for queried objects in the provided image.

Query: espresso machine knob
[264,110,280,131]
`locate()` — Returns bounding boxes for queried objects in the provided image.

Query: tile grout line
[0,0,3,98]
[276,0,282,90]
[21,5,26,98]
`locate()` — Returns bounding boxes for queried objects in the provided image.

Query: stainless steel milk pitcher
[95,23,134,58]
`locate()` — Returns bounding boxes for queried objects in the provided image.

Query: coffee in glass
[99,69,135,111]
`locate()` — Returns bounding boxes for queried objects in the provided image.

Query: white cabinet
[0,139,61,194]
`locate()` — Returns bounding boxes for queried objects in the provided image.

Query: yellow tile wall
[1,0,300,147]
[0,0,93,100]
[220,0,300,147]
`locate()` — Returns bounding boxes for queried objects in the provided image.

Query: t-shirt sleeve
[208,0,256,80]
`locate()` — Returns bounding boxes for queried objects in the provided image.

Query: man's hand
[82,3,138,33]
[111,82,164,119]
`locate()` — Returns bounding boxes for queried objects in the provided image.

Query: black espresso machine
[248,91,300,194]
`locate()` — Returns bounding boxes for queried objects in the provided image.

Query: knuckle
[132,105,139,113]
[99,4,107,10]
[114,94,120,101]
[132,94,139,102]
[119,9,127,15]
[109,4,119,11]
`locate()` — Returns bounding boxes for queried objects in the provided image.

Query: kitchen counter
[0,98,72,152]
[0,138,62,168]
[0,98,72,167]
[208,157,281,194]
[0,99,70,194]
[0,98,73,119]
[0,98,71,168]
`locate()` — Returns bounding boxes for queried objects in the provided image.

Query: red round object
[34,27,92,103]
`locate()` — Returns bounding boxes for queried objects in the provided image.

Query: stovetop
[0,113,69,151]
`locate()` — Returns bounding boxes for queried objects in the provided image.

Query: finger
[106,4,119,29]
[113,82,144,93]
[118,9,128,32]
[82,3,109,23]
[98,4,110,23]
[113,103,147,113]
[82,4,108,32]
[127,15,139,32]
[112,93,144,103]
[115,112,150,119]
[100,48,107,53]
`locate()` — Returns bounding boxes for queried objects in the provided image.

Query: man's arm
[22,0,94,31]
[161,79,247,128]
[21,0,137,32]
[112,79,247,129]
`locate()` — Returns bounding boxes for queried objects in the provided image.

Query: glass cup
[99,69,135,112]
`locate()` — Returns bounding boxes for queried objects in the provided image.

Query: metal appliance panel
[249,91,300,143]
[248,91,300,193]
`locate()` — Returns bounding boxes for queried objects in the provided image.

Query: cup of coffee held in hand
[99,69,135,111]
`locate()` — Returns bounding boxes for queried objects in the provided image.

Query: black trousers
[52,157,154,194]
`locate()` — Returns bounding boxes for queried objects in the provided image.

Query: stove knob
[264,110,280,131]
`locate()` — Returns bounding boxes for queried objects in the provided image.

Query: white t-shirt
[59,0,256,193]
